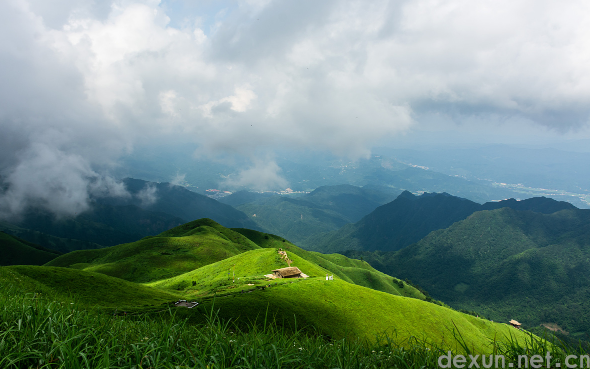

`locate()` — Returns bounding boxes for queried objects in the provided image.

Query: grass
[0,288,447,368]
[3,283,588,369]
[189,278,534,353]
[147,248,329,292]
[0,266,179,309]
[233,228,424,298]
[17,218,566,360]
[2,263,534,355]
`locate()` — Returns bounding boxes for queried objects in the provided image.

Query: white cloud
[0,143,129,219]
[200,86,257,117]
[159,90,179,117]
[170,173,186,186]
[223,159,288,191]
[136,183,158,206]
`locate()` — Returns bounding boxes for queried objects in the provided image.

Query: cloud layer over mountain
[1,0,590,217]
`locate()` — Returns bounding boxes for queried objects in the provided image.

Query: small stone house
[271,267,303,279]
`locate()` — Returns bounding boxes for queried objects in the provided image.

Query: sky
[1,0,590,218]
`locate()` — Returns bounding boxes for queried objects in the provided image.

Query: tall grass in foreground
[0,292,442,368]
[1,291,589,369]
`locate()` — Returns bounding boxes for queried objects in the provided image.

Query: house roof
[509,319,522,326]
[271,267,302,277]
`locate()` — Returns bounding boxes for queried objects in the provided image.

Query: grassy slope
[0,265,534,355]
[148,245,422,298]
[148,248,328,291]
[233,228,424,298]
[192,278,532,353]
[0,232,61,266]
[0,265,178,308]
[145,246,532,352]
[46,219,261,283]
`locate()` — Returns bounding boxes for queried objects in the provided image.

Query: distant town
[204,188,309,200]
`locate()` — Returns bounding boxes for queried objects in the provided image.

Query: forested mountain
[344,207,590,337]
[11,204,186,247]
[2,178,260,250]
[311,191,576,253]
[481,196,576,213]
[118,178,261,230]
[0,220,103,253]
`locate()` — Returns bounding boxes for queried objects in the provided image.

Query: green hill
[148,245,423,300]
[47,218,421,298]
[147,248,326,291]
[46,219,260,283]
[0,265,178,308]
[35,217,542,351]
[0,232,61,266]
[233,228,423,298]
[180,278,533,352]
[350,207,590,338]
[136,234,533,351]
[0,264,534,354]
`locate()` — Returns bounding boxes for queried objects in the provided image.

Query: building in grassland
[272,267,303,279]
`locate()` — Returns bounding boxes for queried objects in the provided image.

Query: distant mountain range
[1,178,260,251]
[118,146,534,204]
[309,191,576,253]
[0,220,103,254]
[229,185,399,247]
[117,178,260,230]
